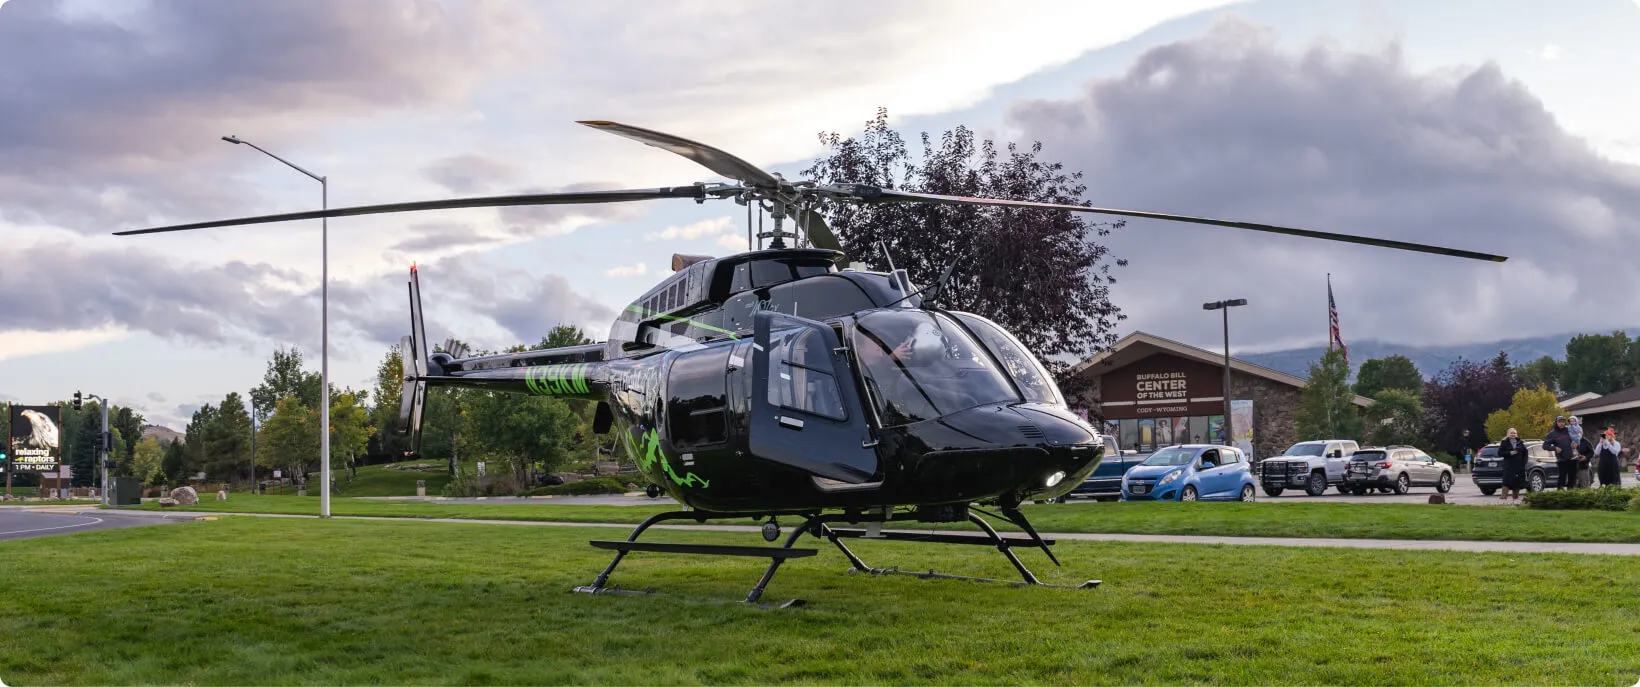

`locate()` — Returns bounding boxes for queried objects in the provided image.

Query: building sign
[7,404,62,473]
[1099,353,1227,419]
[1231,400,1255,457]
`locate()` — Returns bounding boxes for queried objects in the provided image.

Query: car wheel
[1351,487,1367,495]
[1479,486,1497,496]
[1337,484,1351,494]
[1239,484,1256,502]
[1528,471,1546,492]
[1263,487,1284,497]
[1436,472,1453,493]
[1181,485,1198,502]
[1378,487,1394,494]
[1305,472,1327,496]
[1394,473,1411,495]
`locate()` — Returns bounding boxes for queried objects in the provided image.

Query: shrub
[523,477,634,497]
[1523,486,1634,511]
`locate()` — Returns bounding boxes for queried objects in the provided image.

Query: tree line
[1293,330,1640,456]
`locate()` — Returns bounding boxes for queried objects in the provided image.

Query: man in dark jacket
[1544,416,1575,489]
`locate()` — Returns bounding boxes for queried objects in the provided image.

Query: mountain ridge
[1237,329,1640,381]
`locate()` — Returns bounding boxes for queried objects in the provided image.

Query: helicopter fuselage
[433,250,1104,515]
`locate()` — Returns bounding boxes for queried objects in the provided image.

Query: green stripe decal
[625,304,739,339]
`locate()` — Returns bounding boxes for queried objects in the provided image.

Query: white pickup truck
[1256,439,1360,496]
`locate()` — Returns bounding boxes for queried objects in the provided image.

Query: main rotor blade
[864,189,1508,263]
[798,207,845,255]
[114,186,706,236]
[578,120,781,189]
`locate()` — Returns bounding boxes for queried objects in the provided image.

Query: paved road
[0,509,193,542]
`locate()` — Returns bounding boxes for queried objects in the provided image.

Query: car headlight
[1159,469,1184,485]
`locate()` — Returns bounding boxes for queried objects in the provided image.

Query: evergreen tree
[1296,348,1363,441]
[70,403,101,487]
[161,438,186,484]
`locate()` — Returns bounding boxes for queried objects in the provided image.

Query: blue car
[1121,444,1257,502]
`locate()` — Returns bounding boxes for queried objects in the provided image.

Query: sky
[2,0,1637,429]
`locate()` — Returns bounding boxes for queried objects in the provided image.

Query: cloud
[0,325,128,362]
[603,263,648,277]
[643,216,736,242]
[0,0,538,233]
[0,239,612,356]
[421,154,523,194]
[716,234,751,251]
[1539,44,1562,61]
[1007,18,1640,352]
[146,392,167,404]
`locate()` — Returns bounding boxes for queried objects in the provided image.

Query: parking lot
[1246,471,1629,506]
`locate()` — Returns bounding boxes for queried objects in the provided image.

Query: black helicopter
[119,121,1506,607]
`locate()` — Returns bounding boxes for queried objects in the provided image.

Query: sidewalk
[41,507,1640,557]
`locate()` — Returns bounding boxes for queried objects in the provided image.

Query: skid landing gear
[571,506,1098,607]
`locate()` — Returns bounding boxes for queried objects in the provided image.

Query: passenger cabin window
[751,259,833,289]
[763,276,876,320]
[667,346,731,449]
[767,326,846,421]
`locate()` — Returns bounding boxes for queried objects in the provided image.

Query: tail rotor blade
[861,189,1507,263]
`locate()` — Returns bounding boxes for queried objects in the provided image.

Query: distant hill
[1239,330,1640,381]
[141,424,184,445]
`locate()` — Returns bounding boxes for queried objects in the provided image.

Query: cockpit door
[751,310,879,483]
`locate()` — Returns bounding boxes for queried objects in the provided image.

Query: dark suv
[1471,441,1558,494]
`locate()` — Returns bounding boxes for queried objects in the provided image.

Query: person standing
[1595,428,1623,488]
[1499,428,1530,501]
[1575,432,1595,488]
[1544,416,1575,490]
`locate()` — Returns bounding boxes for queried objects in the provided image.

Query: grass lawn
[1,516,1636,684]
[136,496,1640,543]
[252,460,452,497]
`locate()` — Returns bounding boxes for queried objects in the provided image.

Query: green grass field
[137,496,1640,543]
[252,460,452,497]
[1,516,1635,684]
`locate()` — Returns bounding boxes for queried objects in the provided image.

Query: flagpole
[1327,274,1335,436]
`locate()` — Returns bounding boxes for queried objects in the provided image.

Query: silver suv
[1342,446,1454,495]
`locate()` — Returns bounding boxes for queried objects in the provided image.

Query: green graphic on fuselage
[625,304,739,340]
[626,425,709,489]
[524,363,590,396]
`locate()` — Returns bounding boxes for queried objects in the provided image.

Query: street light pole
[88,393,108,506]
[223,135,330,518]
[1203,299,1248,448]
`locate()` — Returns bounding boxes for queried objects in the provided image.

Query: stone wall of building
[1230,370,1303,459]
[1581,408,1640,463]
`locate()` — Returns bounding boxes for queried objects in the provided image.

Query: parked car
[1046,434,1137,502]
[1256,439,1360,497]
[1470,441,1558,495]
[1121,444,1257,502]
[1341,446,1454,495]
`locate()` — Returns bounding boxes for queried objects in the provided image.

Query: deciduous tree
[1422,353,1520,455]
[1364,389,1423,447]
[1515,356,1564,395]
[1561,332,1637,395]
[804,108,1126,399]
[1354,355,1423,399]
[329,392,373,480]
[131,436,166,485]
[1485,386,1564,444]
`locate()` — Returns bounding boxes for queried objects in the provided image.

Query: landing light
[1045,471,1066,488]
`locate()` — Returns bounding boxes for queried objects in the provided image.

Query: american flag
[1328,275,1348,363]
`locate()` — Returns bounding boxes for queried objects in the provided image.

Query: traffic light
[72,391,82,410]
[103,431,114,453]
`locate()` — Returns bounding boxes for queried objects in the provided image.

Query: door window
[1198,449,1221,468]
[766,326,846,420]
[667,346,731,450]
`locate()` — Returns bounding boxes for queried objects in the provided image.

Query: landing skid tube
[570,507,1099,608]
[817,511,1100,590]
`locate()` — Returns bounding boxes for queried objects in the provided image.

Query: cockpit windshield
[950,312,1064,406]
[852,310,1020,426]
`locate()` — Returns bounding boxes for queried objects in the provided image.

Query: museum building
[1067,332,1371,459]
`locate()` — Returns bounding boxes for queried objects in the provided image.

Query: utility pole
[1203,299,1248,447]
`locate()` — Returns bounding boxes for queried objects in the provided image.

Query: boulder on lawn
[1428,493,1447,504]
[170,486,200,505]
[158,498,180,507]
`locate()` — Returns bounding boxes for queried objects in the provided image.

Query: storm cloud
[0,0,534,232]
[1008,18,1640,352]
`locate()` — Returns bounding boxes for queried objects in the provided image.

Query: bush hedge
[523,477,634,497]
[1522,486,1638,511]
